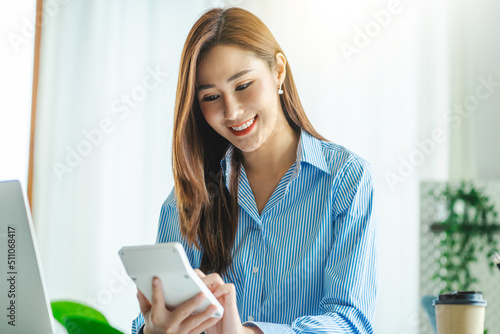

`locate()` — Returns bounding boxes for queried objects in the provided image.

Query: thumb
[137,288,152,316]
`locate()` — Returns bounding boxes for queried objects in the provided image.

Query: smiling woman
[26,0,500,332]
[131,6,378,334]
[196,45,291,153]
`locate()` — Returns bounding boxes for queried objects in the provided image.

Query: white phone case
[119,242,223,318]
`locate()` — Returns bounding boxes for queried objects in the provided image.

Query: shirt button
[248,315,255,321]
[252,267,259,274]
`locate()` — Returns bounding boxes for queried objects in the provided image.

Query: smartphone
[119,242,223,318]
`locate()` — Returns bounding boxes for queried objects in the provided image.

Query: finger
[212,283,240,323]
[151,277,166,307]
[200,273,225,292]
[171,292,207,324]
[184,304,220,334]
[137,288,152,316]
[149,277,169,322]
[213,283,237,305]
[187,314,220,334]
[193,268,206,278]
[212,283,240,324]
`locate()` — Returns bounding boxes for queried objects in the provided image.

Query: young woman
[132,7,377,334]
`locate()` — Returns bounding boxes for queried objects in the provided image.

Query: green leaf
[64,316,124,334]
[429,181,500,300]
[51,301,109,326]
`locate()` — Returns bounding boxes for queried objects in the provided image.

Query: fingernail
[153,277,160,286]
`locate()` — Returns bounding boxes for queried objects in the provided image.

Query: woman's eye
[236,81,253,91]
[202,94,219,102]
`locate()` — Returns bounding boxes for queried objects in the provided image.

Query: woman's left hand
[194,269,262,334]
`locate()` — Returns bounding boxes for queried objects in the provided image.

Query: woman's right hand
[137,277,221,334]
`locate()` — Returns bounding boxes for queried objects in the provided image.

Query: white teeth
[231,116,256,131]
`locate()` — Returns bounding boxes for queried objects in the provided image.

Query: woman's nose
[223,95,243,121]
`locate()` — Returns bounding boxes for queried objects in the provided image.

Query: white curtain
[32,0,498,333]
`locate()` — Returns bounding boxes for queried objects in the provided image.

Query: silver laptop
[0,180,55,333]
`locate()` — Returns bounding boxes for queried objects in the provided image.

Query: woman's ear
[275,52,287,85]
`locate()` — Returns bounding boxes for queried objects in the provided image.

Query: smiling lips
[228,115,258,136]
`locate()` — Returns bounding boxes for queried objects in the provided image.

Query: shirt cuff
[243,321,294,334]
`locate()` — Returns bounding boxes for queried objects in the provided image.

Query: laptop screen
[0,180,55,333]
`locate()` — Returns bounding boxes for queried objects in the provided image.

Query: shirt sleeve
[242,158,378,333]
[131,313,145,334]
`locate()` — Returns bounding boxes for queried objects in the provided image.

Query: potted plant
[421,181,499,334]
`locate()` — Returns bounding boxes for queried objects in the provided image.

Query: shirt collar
[220,129,330,176]
[296,129,330,174]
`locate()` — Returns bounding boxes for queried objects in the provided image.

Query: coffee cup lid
[432,291,487,307]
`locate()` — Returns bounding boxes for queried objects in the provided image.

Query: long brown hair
[172,7,325,275]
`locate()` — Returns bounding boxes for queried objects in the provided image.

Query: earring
[278,84,283,95]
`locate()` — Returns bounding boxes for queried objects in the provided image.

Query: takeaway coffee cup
[433,291,487,334]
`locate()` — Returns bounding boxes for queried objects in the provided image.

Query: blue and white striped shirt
[132,130,378,333]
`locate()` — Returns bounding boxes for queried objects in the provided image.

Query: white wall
[447,0,500,181]
[474,2,500,179]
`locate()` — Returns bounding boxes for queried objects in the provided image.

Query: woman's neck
[241,122,300,177]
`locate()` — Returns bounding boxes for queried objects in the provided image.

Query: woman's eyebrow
[197,69,254,91]
[227,69,253,82]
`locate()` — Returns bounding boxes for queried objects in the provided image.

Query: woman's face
[196,44,286,153]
